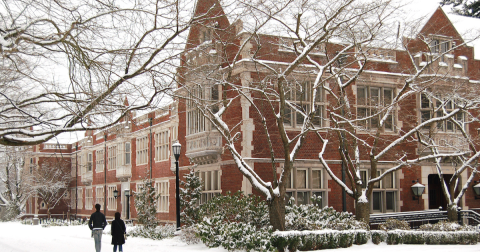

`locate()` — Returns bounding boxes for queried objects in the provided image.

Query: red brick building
[24,1,480,224]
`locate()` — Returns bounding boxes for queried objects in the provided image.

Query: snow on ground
[1,221,480,252]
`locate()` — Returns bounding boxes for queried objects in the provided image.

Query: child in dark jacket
[111,212,126,252]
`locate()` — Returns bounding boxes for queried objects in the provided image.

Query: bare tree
[29,158,71,218]
[181,0,480,230]
[0,146,31,220]
[0,0,207,146]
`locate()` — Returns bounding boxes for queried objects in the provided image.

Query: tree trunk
[355,201,370,224]
[268,195,286,231]
[447,204,458,222]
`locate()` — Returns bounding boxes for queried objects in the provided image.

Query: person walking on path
[88,204,108,252]
[111,212,126,252]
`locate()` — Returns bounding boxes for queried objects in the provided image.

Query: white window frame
[196,170,222,204]
[95,187,104,206]
[77,188,83,209]
[107,185,117,211]
[87,153,93,172]
[286,167,326,207]
[155,131,169,162]
[420,92,465,133]
[85,187,93,210]
[108,145,117,170]
[359,168,398,213]
[155,181,169,213]
[136,136,148,165]
[356,85,395,131]
[284,81,326,128]
[96,150,104,172]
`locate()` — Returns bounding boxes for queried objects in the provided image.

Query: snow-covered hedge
[196,219,274,252]
[271,229,369,251]
[371,230,478,245]
[128,224,176,240]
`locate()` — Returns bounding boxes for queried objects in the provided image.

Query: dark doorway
[428,174,458,210]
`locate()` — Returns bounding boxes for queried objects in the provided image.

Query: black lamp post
[75,143,78,219]
[149,118,153,179]
[172,141,181,230]
[411,179,425,203]
[473,181,480,199]
[125,189,130,220]
[104,133,107,215]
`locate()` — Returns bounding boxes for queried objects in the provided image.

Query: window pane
[447,120,454,131]
[285,191,293,204]
[297,170,307,189]
[384,172,394,188]
[373,191,381,211]
[284,106,292,126]
[297,191,309,205]
[384,89,392,105]
[373,171,381,188]
[315,87,322,102]
[386,192,395,211]
[358,108,367,127]
[370,88,380,106]
[213,171,218,190]
[313,192,323,207]
[360,171,367,188]
[312,170,321,189]
[421,94,430,109]
[385,114,393,131]
[421,111,431,124]
[357,86,366,105]
[313,105,322,127]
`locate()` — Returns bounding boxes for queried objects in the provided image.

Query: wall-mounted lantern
[411,179,425,202]
[472,181,480,199]
[113,189,119,199]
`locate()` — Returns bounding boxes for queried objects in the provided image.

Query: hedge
[271,229,477,251]
[271,230,369,251]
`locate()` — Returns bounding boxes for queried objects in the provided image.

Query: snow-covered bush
[419,221,475,231]
[134,177,159,230]
[196,216,274,252]
[371,230,387,244]
[179,225,200,245]
[198,191,269,228]
[285,202,368,231]
[180,169,202,226]
[271,230,369,251]
[380,230,478,245]
[129,224,176,240]
[378,218,410,231]
[21,219,32,225]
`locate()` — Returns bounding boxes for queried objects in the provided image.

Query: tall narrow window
[77,188,83,209]
[155,131,169,162]
[155,181,169,212]
[95,187,104,205]
[96,150,104,172]
[125,142,131,165]
[107,185,117,210]
[87,153,93,172]
[108,145,117,170]
[85,188,93,210]
[136,136,148,165]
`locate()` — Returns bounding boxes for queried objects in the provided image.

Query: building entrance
[428,174,458,210]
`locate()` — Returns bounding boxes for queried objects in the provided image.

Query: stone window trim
[283,80,327,129]
[195,167,222,205]
[359,167,399,213]
[155,180,170,213]
[418,92,466,133]
[285,166,327,207]
[356,85,396,132]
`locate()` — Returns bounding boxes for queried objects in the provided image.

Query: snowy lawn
[1,221,480,252]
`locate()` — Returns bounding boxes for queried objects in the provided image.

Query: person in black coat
[111,212,126,252]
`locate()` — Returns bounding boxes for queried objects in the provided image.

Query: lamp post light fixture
[411,179,425,202]
[124,189,131,220]
[113,189,119,199]
[472,181,480,199]
[172,141,181,230]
